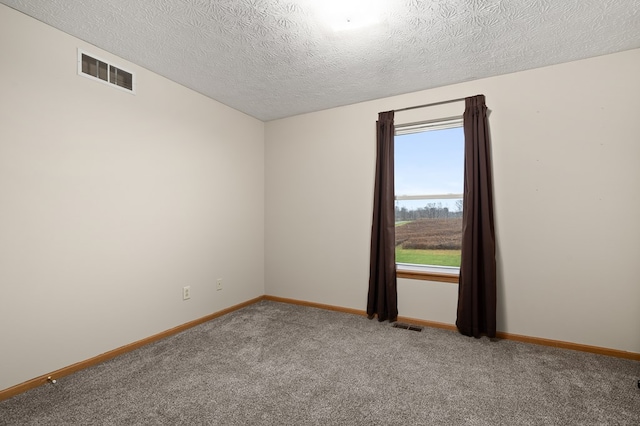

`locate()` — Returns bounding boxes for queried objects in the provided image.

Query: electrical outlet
[216,278,222,291]
[183,286,191,300]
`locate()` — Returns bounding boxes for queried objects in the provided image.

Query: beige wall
[265,49,640,354]
[0,5,265,391]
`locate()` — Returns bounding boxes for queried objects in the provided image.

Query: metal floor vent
[392,323,423,332]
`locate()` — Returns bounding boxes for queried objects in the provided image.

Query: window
[78,50,134,93]
[394,117,464,282]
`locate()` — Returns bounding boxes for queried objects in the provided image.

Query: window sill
[396,265,459,284]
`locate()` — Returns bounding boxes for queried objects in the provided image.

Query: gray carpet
[1,300,639,425]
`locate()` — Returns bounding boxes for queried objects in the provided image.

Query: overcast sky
[395,126,464,210]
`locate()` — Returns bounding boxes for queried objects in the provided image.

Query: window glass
[394,122,464,269]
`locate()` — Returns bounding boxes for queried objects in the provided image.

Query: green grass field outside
[395,247,461,267]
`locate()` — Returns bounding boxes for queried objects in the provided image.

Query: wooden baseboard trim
[263,295,460,332]
[262,295,368,317]
[4,295,638,401]
[0,296,265,402]
[263,295,640,361]
[494,331,640,361]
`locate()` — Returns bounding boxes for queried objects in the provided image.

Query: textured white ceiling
[2,0,639,121]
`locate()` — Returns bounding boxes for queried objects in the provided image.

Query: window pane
[394,125,464,268]
[395,126,464,197]
[395,197,462,267]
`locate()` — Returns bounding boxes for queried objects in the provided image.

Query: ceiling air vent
[78,49,135,93]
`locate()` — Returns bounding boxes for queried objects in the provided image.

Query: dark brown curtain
[367,111,398,322]
[456,95,497,338]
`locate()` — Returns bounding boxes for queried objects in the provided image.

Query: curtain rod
[394,97,466,113]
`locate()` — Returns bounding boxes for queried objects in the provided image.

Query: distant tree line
[395,200,463,221]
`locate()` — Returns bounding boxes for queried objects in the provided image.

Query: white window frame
[77,49,136,95]
[394,116,464,281]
